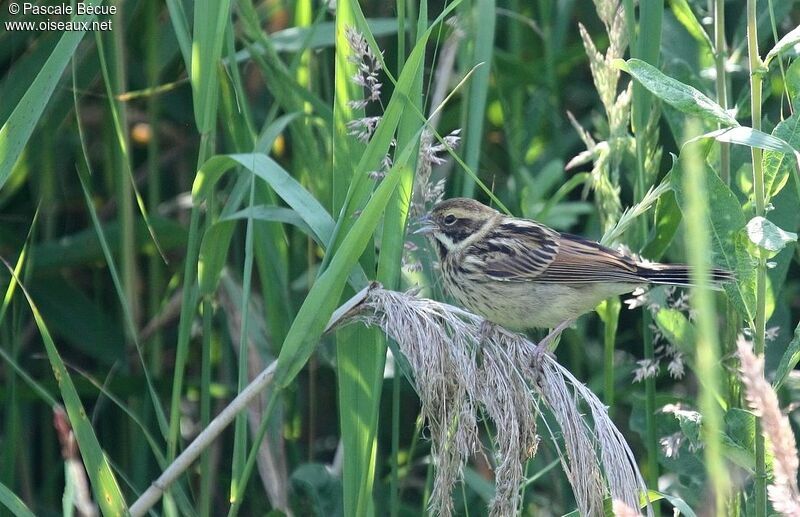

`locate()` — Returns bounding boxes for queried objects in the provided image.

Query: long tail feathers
[637,263,735,290]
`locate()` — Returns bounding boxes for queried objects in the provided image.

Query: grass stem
[746,0,767,514]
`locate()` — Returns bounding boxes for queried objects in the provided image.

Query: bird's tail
[637,263,735,289]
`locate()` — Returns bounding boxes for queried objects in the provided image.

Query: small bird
[416,198,733,330]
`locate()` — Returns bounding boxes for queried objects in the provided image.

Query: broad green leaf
[694,126,799,155]
[671,157,756,322]
[690,125,800,202]
[764,25,800,66]
[4,265,128,515]
[642,186,681,260]
[762,112,800,201]
[744,216,798,259]
[787,59,800,109]
[774,322,800,389]
[191,0,232,131]
[764,173,800,308]
[724,408,757,472]
[654,308,696,355]
[616,58,739,127]
[0,1,101,189]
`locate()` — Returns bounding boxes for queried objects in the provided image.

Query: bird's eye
[444,214,457,225]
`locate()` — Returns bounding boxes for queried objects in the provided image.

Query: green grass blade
[332,1,380,514]
[193,153,371,285]
[0,480,35,517]
[460,0,496,197]
[273,164,404,387]
[325,20,432,258]
[2,261,128,516]
[0,1,101,189]
[229,176,256,503]
[164,0,192,67]
[192,0,232,132]
[0,210,58,407]
[72,81,169,435]
[199,205,352,296]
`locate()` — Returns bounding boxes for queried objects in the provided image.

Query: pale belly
[443,276,639,330]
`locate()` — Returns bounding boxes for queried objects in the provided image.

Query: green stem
[168,133,214,461]
[713,0,730,185]
[200,298,213,517]
[390,367,401,517]
[746,0,767,515]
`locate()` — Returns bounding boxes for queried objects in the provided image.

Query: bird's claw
[478,319,499,344]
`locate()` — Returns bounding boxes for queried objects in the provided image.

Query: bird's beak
[413,213,437,235]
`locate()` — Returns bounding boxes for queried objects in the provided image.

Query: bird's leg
[478,319,499,346]
[530,319,574,369]
[474,319,501,368]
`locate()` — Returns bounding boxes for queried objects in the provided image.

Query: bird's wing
[465,219,561,281]
[535,233,646,284]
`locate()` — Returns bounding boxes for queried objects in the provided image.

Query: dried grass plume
[738,340,800,516]
[330,283,650,516]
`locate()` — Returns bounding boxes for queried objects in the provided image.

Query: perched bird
[416,197,733,330]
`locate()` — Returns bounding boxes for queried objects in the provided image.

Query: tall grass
[1,0,799,516]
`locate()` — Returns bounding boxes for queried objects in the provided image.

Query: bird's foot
[530,319,574,370]
[478,319,500,344]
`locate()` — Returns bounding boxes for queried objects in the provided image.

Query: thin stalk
[629,0,663,502]
[390,3,408,513]
[168,131,214,461]
[145,0,163,375]
[600,299,619,409]
[713,0,730,185]
[713,5,741,513]
[103,0,140,336]
[230,175,256,504]
[390,365,401,517]
[138,0,163,494]
[746,0,767,514]
[200,299,213,516]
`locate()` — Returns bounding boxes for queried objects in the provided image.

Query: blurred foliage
[1,0,800,515]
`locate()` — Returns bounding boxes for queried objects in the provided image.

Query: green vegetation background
[1,0,799,515]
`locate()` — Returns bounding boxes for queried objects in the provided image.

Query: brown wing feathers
[536,233,646,284]
[466,220,560,281]
[463,214,733,287]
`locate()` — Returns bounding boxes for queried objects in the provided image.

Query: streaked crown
[424,198,500,255]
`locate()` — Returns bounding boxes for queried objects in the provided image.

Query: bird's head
[416,198,499,256]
